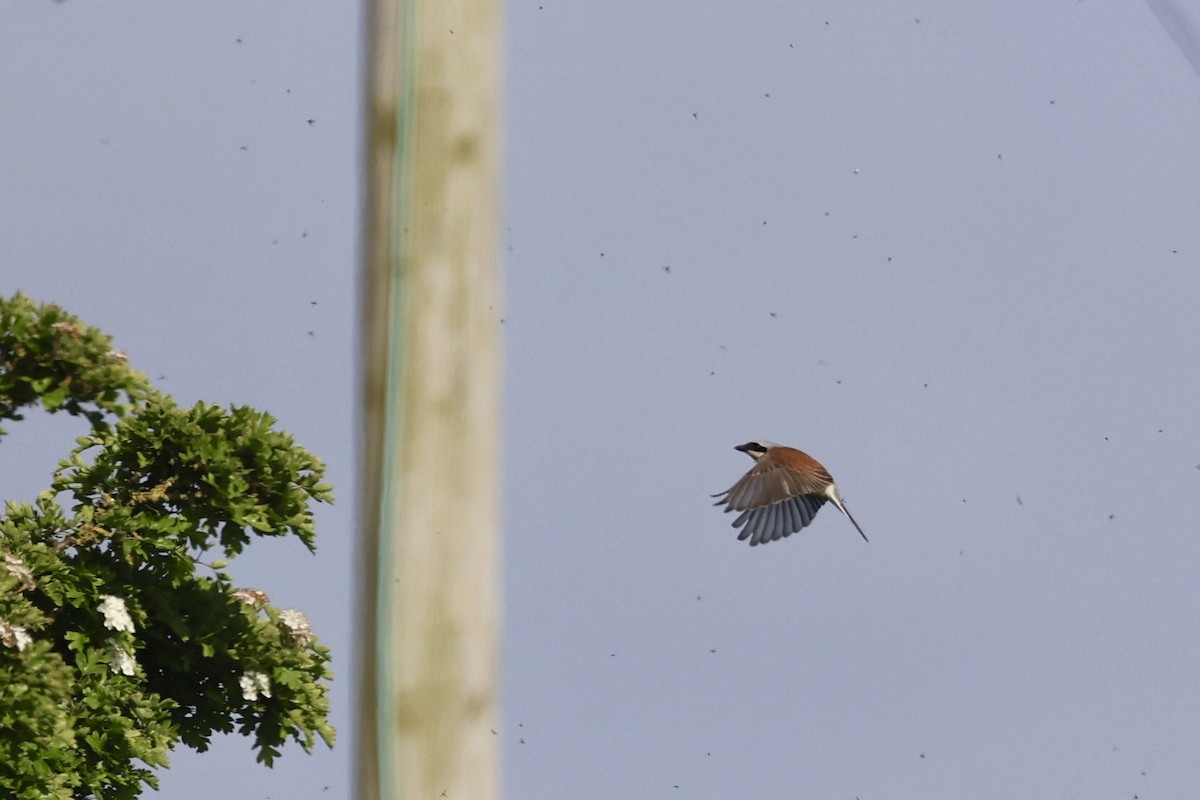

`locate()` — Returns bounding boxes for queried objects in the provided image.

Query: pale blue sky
[5,2,1200,798]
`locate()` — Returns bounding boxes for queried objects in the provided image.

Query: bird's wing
[732,494,828,546]
[712,457,832,511]
[712,457,833,546]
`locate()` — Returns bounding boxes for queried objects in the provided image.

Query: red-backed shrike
[713,440,868,546]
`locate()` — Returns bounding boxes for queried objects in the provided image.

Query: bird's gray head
[734,440,778,460]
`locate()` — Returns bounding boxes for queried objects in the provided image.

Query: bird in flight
[712,440,867,546]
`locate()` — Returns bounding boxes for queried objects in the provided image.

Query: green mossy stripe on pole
[359,1,503,799]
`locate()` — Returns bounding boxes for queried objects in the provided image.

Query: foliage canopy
[0,293,334,799]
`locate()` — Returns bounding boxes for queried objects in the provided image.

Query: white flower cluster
[108,640,137,676]
[0,620,32,651]
[4,553,36,591]
[239,670,272,701]
[98,596,137,674]
[51,320,82,338]
[279,609,313,647]
[232,587,270,607]
[98,595,135,632]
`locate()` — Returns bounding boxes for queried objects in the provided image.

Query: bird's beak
[734,443,751,453]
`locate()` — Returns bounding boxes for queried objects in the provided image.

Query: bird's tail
[830,497,868,543]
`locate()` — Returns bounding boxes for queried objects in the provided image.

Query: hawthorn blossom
[232,587,270,607]
[98,595,135,632]
[51,320,82,338]
[3,553,35,590]
[279,609,313,646]
[0,620,32,651]
[239,670,272,701]
[108,640,137,676]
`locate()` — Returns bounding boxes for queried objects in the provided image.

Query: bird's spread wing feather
[712,457,831,510]
[713,457,832,546]
[730,494,828,546]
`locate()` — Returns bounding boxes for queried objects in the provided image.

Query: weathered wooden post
[359,0,503,797]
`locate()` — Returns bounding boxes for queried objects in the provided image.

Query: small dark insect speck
[239,146,249,151]
[1016,495,1022,505]
[307,119,315,125]
[663,265,671,274]
[1109,514,1116,520]
[235,38,243,44]
[308,331,315,337]
[769,312,777,318]
[692,112,698,119]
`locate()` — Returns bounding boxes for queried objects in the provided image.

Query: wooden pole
[359,0,503,798]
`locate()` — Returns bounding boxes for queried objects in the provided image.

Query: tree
[0,293,335,799]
